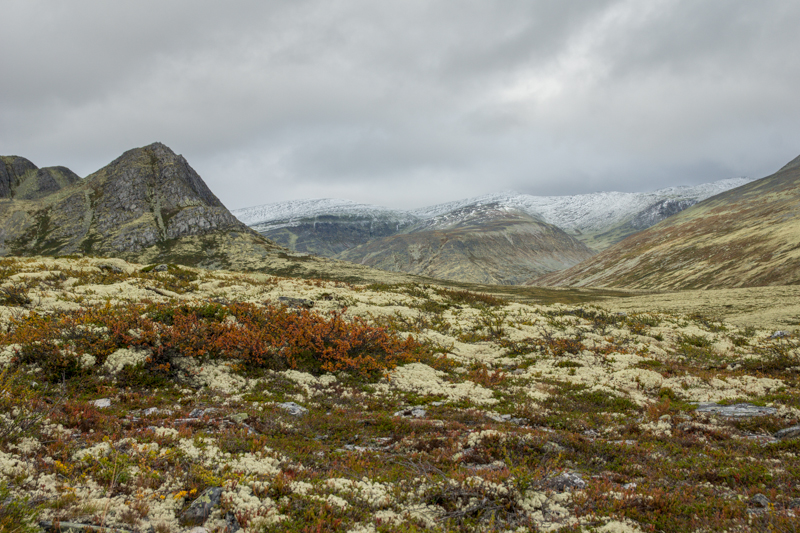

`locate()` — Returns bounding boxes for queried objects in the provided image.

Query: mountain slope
[0,143,254,262]
[409,178,751,251]
[236,178,750,256]
[336,205,594,284]
[235,199,419,257]
[536,155,800,290]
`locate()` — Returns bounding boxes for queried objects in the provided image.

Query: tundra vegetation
[0,256,797,533]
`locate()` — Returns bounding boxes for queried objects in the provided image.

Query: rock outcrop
[0,143,265,267]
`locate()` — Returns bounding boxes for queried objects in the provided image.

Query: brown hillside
[535,154,800,289]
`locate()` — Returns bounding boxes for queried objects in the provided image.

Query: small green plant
[0,284,31,306]
[0,481,40,533]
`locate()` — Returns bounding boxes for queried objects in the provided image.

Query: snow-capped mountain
[230,176,754,284]
[232,198,418,230]
[233,177,752,253]
[409,178,752,235]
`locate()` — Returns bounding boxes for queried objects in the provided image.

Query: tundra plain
[0,256,797,533]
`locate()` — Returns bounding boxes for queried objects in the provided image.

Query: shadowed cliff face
[256,215,416,257]
[536,153,800,290]
[0,156,81,200]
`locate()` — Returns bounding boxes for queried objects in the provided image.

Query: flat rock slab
[774,425,800,440]
[278,402,309,416]
[695,402,777,418]
[393,407,426,418]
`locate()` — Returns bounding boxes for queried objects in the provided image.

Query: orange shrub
[2,301,425,380]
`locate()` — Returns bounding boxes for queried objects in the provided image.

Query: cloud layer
[3,0,800,209]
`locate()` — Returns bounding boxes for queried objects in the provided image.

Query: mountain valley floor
[0,256,797,533]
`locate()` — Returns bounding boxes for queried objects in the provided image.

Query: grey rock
[393,407,426,418]
[582,429,601,439]
[99,263,124,273]
[225,511,241,532]
[543,441,566,453]
[154,263,169,272]
[277,296,314,309]
[774,425,800,440]
[695,402,777,418]
[771,330,791,338]
[750,493,771,508]
[228,412,249,424]
[278,402,309,416]
[91,398,111,408]
[189,408,218,418]
[548,472,586,492]
[181,487,223,526]
[623,482,637,490]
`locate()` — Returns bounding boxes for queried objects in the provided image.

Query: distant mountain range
[537,155,800,289]
[6,142,796,291]
[232,178,751,284]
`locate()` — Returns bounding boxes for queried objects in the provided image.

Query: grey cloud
[2,1,799,210]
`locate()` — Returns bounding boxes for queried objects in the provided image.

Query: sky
[2,0,800,211]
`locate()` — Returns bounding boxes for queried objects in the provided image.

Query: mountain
[233,177,750,284]
[535,154,800,290]
[0,156,82,200]
[0,143,258,265]
[407,178,752,251]
[336,203,594,284]
[236,198,419,256]
[236,178,750,254]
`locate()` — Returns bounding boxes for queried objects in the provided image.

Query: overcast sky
[2,0,800,210]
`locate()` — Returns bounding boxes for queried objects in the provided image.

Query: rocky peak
[93,142,225,212]
[0,156,81,200]
[0,156,39,198]
[0,142,268,264]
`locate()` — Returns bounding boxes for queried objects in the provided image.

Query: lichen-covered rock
[181,487,223,525]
